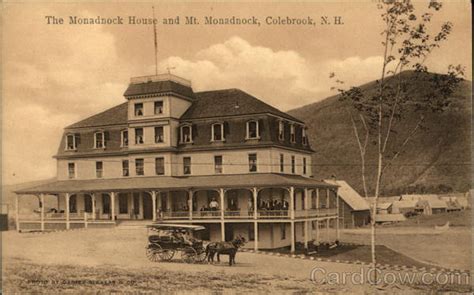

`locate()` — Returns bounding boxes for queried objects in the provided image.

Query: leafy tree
[330,0,464,283]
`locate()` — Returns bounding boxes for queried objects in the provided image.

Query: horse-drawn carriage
[145,224,207,264]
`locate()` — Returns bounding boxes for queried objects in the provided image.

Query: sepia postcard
[1,0,472,294]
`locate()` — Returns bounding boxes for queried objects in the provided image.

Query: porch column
[304,188,309,216]
[40,194,45,231]
[188,190,193,220]
[167,193,171,212]
[335,189,340,240]
[65,193,70,230]
[304,221,308,249]
[15,194,19,232]
[315,220,319,243]
[326,219,330,241]
[252,187,258,219]
[254,222,258,251]
[326,189,330,209]
[219,188,225,220]
[290,221,295,253]
[91,193,96,220]
[151,191,157,222]
[221,222,225,241]
[111,192,116,221]
[289,186,295,220]
[316,188,320,209]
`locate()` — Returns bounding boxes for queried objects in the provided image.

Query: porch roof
[15,173,336,195]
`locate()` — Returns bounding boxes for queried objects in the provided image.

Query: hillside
[289,71,471,196]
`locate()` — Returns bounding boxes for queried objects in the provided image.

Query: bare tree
[331,0,464,283]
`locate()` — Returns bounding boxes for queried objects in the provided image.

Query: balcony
[160,208,337,221]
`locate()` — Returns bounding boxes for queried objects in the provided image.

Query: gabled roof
[183,89,303,123]
[66,102,128,129]
[324,180,370,211]
[123,80,195,99]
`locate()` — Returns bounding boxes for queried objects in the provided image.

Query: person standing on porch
[209,198,219,211]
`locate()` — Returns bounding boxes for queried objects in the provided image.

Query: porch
[14,173,340,252]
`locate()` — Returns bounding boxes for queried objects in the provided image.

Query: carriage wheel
[146,244,162,262]
[180,247,197,264]
[195,248,207,263]
[158,249,175,261]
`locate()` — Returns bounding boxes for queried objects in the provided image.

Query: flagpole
[152,6,158,75]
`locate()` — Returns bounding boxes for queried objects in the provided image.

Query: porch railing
[193,210,221,219]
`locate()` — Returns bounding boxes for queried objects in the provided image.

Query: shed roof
[324,180,370,211]
[392,200,417,209]
[16,173,336,194]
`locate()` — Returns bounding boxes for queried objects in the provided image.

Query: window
[291,156,295,174]
[278,121,284,141]
[248,153,257,172]
[121,130,129,147]
[96,161,103,178]
[154,101,163,114]
[302,127,308,145]
[303,158,307,175]
[155,157,165,175]
[280,154,284,173]
[280,224,286,240]
[119,194,128,214]
[134,103,143,116]
[68,163,75,179]
[290,124,296,143]
[212,123,224,141]
[135,128,144,144]
[246,120,259,139]
[214,155,223,174]
[183,157,191,175]
[135,159,144,176]
[181,125,192,143]
[94,132,105,149]
[122,160,129,177]
[154,126,164,143]
[66,134,77,150]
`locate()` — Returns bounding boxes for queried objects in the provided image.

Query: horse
[205,235,246,266]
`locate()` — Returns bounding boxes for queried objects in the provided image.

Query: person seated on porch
[265,200,272,210]
[209,198,219,211]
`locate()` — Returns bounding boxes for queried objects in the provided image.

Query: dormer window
[290,124,296,143]
[211,123,224,142]
[246,120,260,140]
[278,121,284,141]
[135,128,144,144]
[66,134,77,150]
[180,124,193,143]
[155,126,164,143]
[121,130,129,147]
[94,132,105,149]
[154,101,163,115]
[302,127,308,145]
[134,103,143,117]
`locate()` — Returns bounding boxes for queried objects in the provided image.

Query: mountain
[288,71,471,196]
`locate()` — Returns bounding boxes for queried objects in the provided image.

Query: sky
[2,1,472,185]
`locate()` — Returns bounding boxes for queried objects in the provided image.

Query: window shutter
[75,133,81,146]
[224,122,229,137]
[258,119,264,137]
[192,124,198,139]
